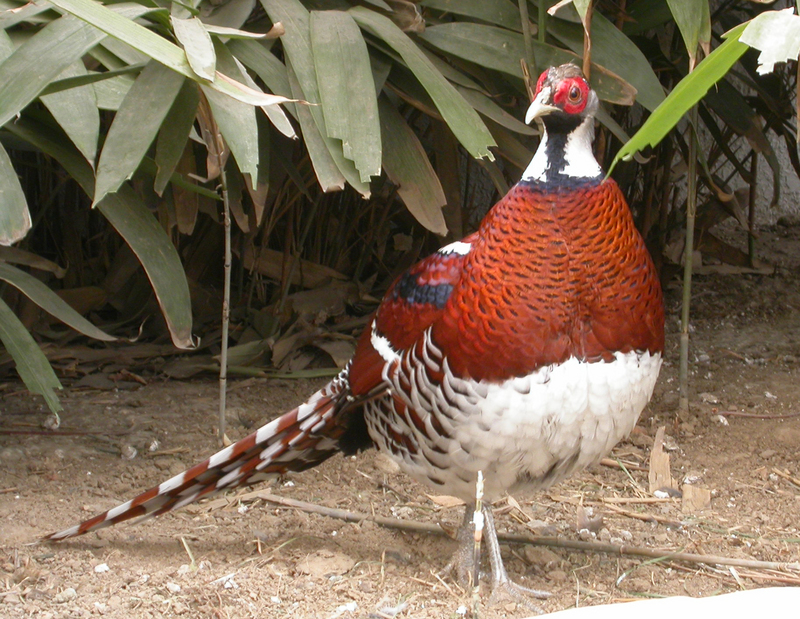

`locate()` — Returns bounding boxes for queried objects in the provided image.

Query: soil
[2,223,800,618]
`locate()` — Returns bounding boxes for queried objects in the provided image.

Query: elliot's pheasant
[47,64,665,600]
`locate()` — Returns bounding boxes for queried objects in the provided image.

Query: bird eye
[568,85,582,103]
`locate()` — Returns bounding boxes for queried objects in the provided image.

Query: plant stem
[679,105,699,418]
[748,150,757,266]
[219,160,232,445]
[518,0,534,74]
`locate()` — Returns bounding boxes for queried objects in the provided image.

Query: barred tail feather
[45,374,353,541]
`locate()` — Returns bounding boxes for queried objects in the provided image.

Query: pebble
[165,582,181,594]
[54,587,78,603]
[94,563,110,573]
[760,449,777,459]
[547,569,568,582]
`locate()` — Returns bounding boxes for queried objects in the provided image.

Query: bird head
[525,64,598,128]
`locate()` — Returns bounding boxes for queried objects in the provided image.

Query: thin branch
[251,491,800,573]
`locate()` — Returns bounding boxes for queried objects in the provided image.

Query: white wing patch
[371,319,401,363]
[438,241,471,256]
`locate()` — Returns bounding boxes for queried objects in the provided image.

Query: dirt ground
[2,222,800,618]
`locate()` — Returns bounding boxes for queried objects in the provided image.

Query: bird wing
[348,235,477,396]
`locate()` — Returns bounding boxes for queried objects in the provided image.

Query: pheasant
[46,64,664,601]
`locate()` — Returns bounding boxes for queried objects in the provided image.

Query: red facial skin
[535,69,590,116]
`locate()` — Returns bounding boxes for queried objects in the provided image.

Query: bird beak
[525,87,558,125]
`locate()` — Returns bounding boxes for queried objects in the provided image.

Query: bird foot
[444,503,551,611]
[488,577,551,613]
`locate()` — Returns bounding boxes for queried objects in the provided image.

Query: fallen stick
[250,491,800,573]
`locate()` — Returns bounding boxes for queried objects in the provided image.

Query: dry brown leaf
[681,484,712,513]
[649,426,678,495]
[425,494,465,508]
[242,246,347,289]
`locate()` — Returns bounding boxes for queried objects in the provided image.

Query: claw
[444,503,551,610]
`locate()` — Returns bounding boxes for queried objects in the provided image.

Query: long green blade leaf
[0,297,63,415]
[418,22,636,106]
[263,0,370,194]
[0,5,151,128]
[311,10,381,183]
[94,60,186,204]
[96,187,195,349]
[0,263,116,341]
[609,23,749,174]
[0,143,31,246]
[172,16,216,81]
[46,0,295,113]
[40,62,100,167]
[155,80,200,195]
[379,97,447,235]
[350,6,496,160]
[546,9,665,111]
[203,41,260,182]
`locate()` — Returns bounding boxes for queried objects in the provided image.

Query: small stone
[523,547,561,567]
[94,563,110,573]
[107,595,121,609]
[165,582,181,594]
[547,569,568,582]
[55,587,78,603]
[760,449,777,459]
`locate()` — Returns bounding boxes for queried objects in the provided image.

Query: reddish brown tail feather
[45,374,359,541]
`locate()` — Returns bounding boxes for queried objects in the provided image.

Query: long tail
[45,372,366,541]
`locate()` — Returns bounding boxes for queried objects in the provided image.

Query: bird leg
[482,506,551,608]
[444,503,551,608]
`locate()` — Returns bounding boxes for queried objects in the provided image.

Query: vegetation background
[0,0,798,425]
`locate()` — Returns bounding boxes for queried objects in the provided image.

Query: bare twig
[718,411,800,420]
[251,491,800,573]
[599,458,648,472]
[772,468,800,488]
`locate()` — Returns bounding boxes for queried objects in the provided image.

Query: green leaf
[456,86,535,136]
[40,63,145,97]
[263,0,370,195]
[379,97,447,235]
[204,24,269,39]
[200,0,255,30]
[94,60,186,204]
[285,59,346,192]
[40,62,100,167]
[0,297,63,415]
[0,5,151,128]
[311,10,381,183]
[609,23,750,174]
[418,22,636,106]
[47,0,295,113]
[96,187,195,349]
[543,10,665,111]
[228,39,292,100]
[5,115,96,196]
[667,0,711,64]
[0,262,116,341]
[350,6,496,161]
[420,0,522,32]
[227,39,297,138]
[154,80,200,195]
[0,143,31,246]
[202,41,260,182]
[172,16,216,81]
[93,73,136,110]
[739,8,800,75]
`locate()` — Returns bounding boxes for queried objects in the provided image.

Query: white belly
[365,336,662,501]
